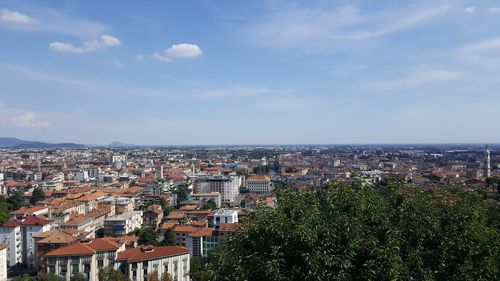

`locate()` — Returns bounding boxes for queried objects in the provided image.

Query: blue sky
[1,0,500,145]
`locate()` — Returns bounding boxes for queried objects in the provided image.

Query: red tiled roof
[190,228,215,237]
[116,246,188,262]
[173,226,197,233]
[46,242,95,257]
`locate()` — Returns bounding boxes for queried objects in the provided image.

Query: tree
[209,183,500,281]
[202,199,217,210]
[30,187,46,204]
[98,267,129,281]
[146,272,159,281]
[70,273,87,281]
[174,187,189,204]
[160,273,173,281]
[7,190,26,210]
[191,257,213,281]
[160,228,175,246]
[135,227,159,246]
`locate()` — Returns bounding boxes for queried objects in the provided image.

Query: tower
[156,164,164,180]
[485,146,491,178]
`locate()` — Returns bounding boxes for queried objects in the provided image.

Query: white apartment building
[0,222,21,266]
[197,175,242,204]
[116,246,190,281]
[213,209,238,229]
[0,215,54,268]
[0,244,6,281]
[244,175,274,195]
[190,192,221,208]
[104,211,143,237]
[46,238,126,281]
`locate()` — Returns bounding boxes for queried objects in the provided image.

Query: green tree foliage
[135,227,159,246]
[191,257,213,281]
[98,267,129,281]
[69,273,87,281]
[160,228,175,246]
[209,183,500,281]
[12,274,65,281]
[253,165,270,175]
[7,190,26,210]
[174,187,189,204]
[202,199,217,210]
[30,187,46,204]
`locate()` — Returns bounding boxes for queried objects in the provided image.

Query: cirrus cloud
[152,43,202,62]
[49,34,121,54]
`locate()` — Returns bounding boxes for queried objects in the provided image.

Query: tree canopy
[208,182,500,281]
[98,267,129,281]
[30,187,46,204]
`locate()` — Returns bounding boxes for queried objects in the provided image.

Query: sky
[0,0,500,145]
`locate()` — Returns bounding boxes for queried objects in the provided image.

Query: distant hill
[108,141,138,147]
[0,137,86,149]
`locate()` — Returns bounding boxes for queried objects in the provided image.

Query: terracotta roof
[116,246,188,262]
[0,220,20,227]
[179,205,197,211]
[45,238,120,257]
[46,242,95,257]
[219,223,238,232]
[190,228,215,237]
[246,175,271,182]
[19,215,53,226]
[173,226,197,233]
[167,212,186,220]
[190,221,207,227]
[160,221,178,230]
[37,231,77,244]
[0,244,7,250]
[10,206,48,215]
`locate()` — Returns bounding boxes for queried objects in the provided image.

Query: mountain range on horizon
[0,137,139,149]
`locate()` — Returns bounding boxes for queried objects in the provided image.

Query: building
[186,228,218,258]
[116,246,190,281]
[196,175,242,204]
[104,211,143,237]
[213,209,238,229]
[46,238,125,281]
[143,205,163,229]
[34,231,79,273]
[0,244,6,281]
[0,221,22,266]
[0,215,54,268]
[244,175,274,195]
[190,192,221,208]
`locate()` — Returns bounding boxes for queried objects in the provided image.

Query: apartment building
[244,175,274,195]
[190,192,221,208]
[104,211,143,237]
[196,175,242,204]
[46,238,125,281]
[116,246,190,281]
[0,244,6,281]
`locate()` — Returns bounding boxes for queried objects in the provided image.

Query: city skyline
[1,0,500,145]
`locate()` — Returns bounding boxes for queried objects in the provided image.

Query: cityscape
[1,1,499,281]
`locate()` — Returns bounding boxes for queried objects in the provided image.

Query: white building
[197,175,242,204]
[46,238,126,281]
[75,170,89,181]
[213,209,238,229]
[0,244,6,281]
[104,211,143,237]
[190,192,221,208]
[244,175,274,195]
[0,215,54,268]
[0,222,21,266]
[116,245,190,281]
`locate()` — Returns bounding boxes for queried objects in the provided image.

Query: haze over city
[1,0,500,145]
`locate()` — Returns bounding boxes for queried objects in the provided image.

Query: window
[71,264,79,273]
[60,265,67,275]
[98,260,104,267]
[48,265,55,273]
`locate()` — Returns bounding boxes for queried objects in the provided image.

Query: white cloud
[465,6,476,14]
[49,34,121,54]
[246,3,450,49]
[489,7,500,14]
[1,112,50,128]
[193,85,272,100]
[371,69,460,90]
[152,43,202,62]
[0,8,35,24]
[135,54,145,61]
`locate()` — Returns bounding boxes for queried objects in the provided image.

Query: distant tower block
[156,164,164,180]
[485,146,491,178]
